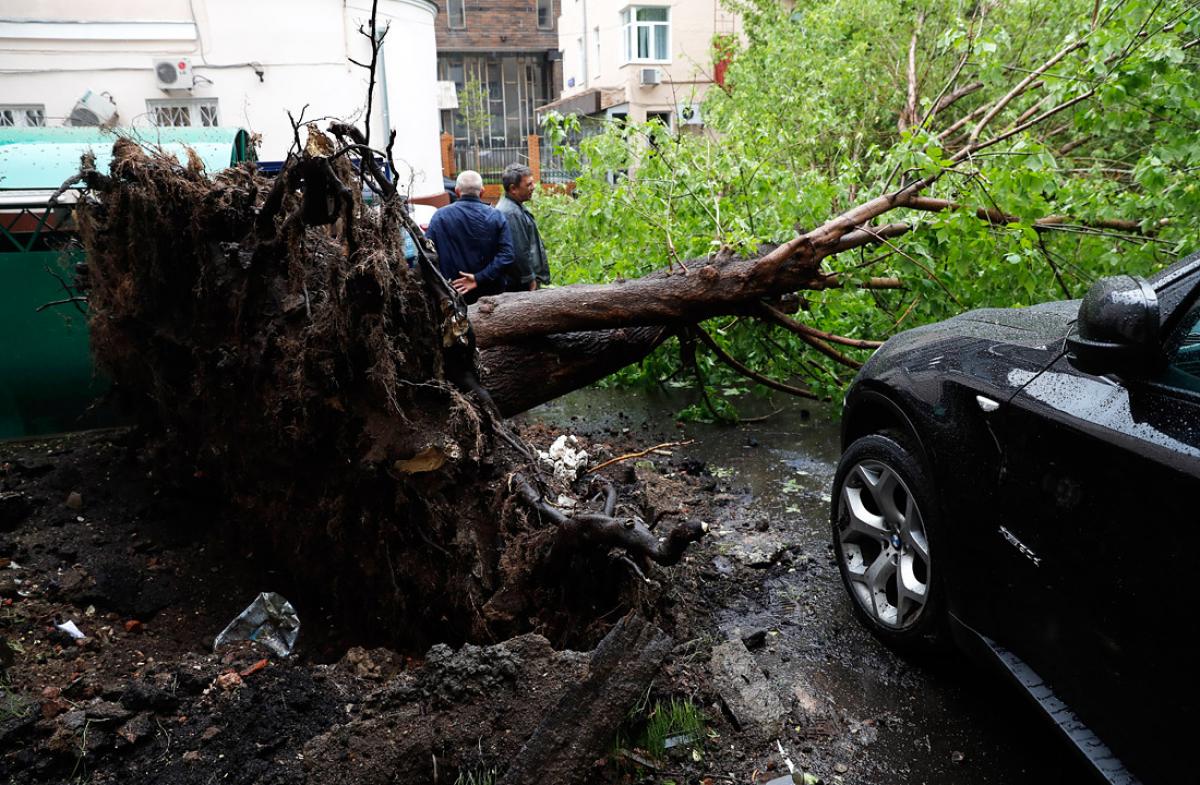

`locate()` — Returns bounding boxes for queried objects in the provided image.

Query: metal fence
[452,142,580,186]
[453,146,530,184]
[539,147,579,184]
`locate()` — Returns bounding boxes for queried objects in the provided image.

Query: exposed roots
[75,135,703,652]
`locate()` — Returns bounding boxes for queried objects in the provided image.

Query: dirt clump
[1,426,779,785]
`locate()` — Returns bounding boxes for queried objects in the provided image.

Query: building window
[437,54,548,148]
[447,0,466,29]
[0,105,46,127]
[537,0,553,29]
[147,98,219,127]
[621,7,669,63]
[594,26,601,78]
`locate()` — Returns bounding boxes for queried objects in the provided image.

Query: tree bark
[480,326,668,417]
[499,614,672,785]
[469,251,823,346]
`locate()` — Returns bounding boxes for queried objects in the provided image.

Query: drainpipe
[580,0,589,86]
[377,28,392,182]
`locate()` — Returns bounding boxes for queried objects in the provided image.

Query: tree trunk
[479,326,668,416]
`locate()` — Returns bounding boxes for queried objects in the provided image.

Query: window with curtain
[621,7,669,63]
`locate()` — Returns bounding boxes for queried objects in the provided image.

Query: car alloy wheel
[836,457,931,630]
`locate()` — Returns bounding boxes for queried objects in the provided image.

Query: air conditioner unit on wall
[639,68,660,86]
[677,102,702,125]
[154,58,194,90]
[67,91,118,127]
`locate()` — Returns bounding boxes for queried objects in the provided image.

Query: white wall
[555,0,738,123]
[0,0,444,199]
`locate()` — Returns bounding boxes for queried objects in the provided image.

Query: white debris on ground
[538,435,590,484]
[55,620,86,639]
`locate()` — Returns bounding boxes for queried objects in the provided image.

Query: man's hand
[451,272,477,295]
[528,281,538,291]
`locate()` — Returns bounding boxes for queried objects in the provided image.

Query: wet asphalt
[524,386,1095,785]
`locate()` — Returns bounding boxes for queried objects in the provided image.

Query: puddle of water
[524,385,1092,785]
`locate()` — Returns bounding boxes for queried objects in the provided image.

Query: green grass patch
[611,693,708,772]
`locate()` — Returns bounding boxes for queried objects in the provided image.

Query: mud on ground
[0,417,833,785]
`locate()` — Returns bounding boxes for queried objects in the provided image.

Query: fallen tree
[76,134,708,652]
[72,0,1190,651]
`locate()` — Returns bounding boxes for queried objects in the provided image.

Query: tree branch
[589,441,696,474]
[904,195,1143,233]
[757,304,865,370]
[690,325,820,399]
[511,473,708,566]
[899,13,925,132]
[934,81,984,115]
[969,40,1086,144]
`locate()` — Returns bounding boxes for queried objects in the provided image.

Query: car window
[1157,305,1200,394]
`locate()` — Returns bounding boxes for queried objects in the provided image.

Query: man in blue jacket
[425,170,516,303]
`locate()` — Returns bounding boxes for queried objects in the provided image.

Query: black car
[831,253,1200,785]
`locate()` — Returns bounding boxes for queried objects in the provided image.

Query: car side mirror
[1066,275,1162,376]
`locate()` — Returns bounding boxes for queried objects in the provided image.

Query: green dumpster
[0,127,254,440]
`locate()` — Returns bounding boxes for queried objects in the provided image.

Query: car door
[990,299,1200,782]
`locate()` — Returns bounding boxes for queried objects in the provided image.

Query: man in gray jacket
[496,164,550,290]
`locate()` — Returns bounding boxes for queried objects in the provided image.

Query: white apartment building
[0,0,446,201]
[546,0,738,128]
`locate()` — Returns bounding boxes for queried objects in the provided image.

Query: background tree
[458,76,493,150]
[532,0,1200,414]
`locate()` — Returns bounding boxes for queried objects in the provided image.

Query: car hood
[860,299,1079,401]
[952,300,1078,341]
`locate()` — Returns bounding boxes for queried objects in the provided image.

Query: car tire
[830,432,947,651]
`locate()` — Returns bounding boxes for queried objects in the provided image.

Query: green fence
[0,127,253,440]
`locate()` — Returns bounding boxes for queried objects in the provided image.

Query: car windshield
[1152,250,1200,334]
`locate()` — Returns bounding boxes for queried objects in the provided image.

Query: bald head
[455,170,483,197]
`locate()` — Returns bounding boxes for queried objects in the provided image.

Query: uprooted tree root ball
[75,135,705,652]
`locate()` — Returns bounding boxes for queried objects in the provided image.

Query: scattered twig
[43,266,88,316]
[1037,233,1074,298]
[737,407,786,424]
[891,295,923,330]
[589,440,696,474]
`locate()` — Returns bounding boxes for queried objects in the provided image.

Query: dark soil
[0,421,808,784]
